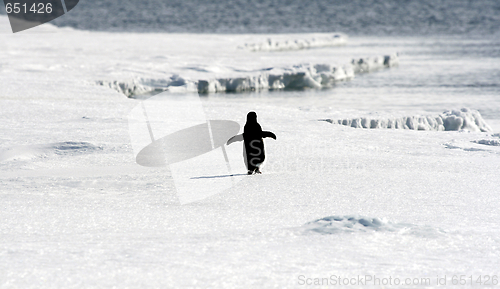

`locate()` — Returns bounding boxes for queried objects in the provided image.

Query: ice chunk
[473,139,500,146]
[302,215,387,234]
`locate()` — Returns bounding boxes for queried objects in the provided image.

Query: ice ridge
[324,108,492,133]
[241,34,347,52]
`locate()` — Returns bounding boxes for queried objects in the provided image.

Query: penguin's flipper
[262,131,276,140]
[227,134,244,145]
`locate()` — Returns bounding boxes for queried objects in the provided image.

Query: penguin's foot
[247,169,262,175]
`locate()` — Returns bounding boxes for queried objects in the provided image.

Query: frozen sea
[1,1,500,288]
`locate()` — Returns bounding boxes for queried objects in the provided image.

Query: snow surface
[1,16,500,288]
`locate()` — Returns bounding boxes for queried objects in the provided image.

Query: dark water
[205,36,500,123]
[2,0,500,35]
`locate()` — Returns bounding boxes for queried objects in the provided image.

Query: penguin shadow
[190,173,248,179]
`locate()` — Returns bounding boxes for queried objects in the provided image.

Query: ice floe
[98,53,398,96]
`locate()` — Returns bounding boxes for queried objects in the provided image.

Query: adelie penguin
[227,112,276,175]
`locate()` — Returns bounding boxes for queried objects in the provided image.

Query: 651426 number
[5,3,53,14]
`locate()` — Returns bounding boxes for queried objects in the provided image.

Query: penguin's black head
[246,111,257,123]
